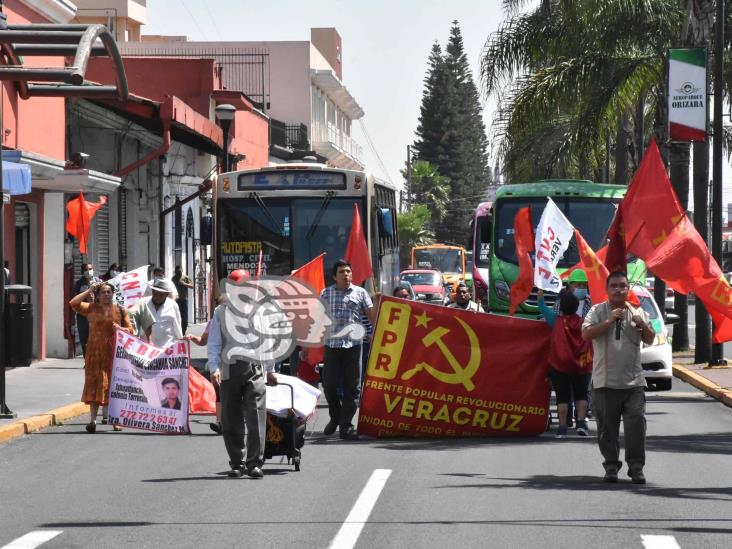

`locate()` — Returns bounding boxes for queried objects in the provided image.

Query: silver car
[633,285,674,391]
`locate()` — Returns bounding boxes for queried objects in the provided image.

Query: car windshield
[401,272,440,286]
[494,197,618,266]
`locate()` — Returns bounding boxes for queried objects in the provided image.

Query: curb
[673,364,732,408]
[0,402,89,445]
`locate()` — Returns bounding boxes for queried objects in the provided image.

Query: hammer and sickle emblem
[401,318,481,391]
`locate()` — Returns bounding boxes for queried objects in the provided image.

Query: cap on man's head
[228,269,251,283]
[567,269,588,283]
[150,278,172,293]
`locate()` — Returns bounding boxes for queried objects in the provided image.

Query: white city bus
[213,162,400,293]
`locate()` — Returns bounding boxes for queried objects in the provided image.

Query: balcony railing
[270,119,309,150]
[312,122,363,165]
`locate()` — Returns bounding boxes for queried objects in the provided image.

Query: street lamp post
[710,0,726,365]
[215,104,236,172]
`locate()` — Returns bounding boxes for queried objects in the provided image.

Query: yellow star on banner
[414,311,432,328]
[652,229,668,247]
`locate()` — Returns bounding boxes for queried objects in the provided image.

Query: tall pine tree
[412,22,490,245]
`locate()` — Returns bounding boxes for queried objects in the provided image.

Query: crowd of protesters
[67,259,652,484]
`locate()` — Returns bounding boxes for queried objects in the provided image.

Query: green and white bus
[484,180,645,315]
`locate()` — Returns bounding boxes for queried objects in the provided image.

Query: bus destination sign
[237,171,346,191]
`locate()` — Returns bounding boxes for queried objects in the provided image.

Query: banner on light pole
[668,48,706,142]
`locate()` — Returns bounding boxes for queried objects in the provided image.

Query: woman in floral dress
[70,281,134,433]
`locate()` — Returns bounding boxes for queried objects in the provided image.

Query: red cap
[228,269,251,283]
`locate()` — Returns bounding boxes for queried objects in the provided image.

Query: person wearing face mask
[101,263,121,281]
[73,263,101,357]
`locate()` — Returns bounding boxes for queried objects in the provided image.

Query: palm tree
[480,0,683,182]
[401,160,450,229]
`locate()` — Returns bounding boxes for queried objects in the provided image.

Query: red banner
[359,298,551,438]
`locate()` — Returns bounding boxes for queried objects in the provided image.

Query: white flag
[534,198,574,292]
[109,265,149,309]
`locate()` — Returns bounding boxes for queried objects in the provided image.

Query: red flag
[290,253,326,294]
[574,229,609,305]
[621,140,732,341]
[509,207,534,316]
[562,245,607,280]
[344,203,373,285]
[188,366,216,414]
[290,253,327,365]
[605,203,626,273]
[65,192,107,254]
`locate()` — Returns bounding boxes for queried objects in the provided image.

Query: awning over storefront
[1,160,32,195]
[1,150,121,193]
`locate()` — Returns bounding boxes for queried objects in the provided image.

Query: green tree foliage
[412,22,490,246]
[400,160,450,231]
[397,205,434,267]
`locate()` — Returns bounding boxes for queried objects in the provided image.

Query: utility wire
[181,0,209,41]
[358,119,394,186]
[202,2,224,41]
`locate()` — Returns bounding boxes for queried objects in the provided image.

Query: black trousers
[322,345,362,429]
[77,316,89,357]
[178,299,188,335]
[220,362,267,469]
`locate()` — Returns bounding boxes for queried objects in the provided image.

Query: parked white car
[633,285,674,391]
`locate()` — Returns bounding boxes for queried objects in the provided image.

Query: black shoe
[323,420,338,436]
[101,417,108,425]
[209,422,222,434]
[629,471,646,484]
[247,466,264,479]
[85,422,96,434]
[227,466,245,478]
[603,470,618,483]
[339,426,359,441]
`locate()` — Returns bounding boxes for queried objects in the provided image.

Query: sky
[142,0,507,191]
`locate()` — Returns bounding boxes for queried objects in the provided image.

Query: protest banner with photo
[534,198,574,292]
[359,297,551,438]
[108,265,149,309]
[108,329,190,434]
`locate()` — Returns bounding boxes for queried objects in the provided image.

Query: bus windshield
[414,248,464,274]
[494,197,618,267]
[217,197,364,276]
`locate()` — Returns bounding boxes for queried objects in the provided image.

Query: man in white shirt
[142,278,182,348]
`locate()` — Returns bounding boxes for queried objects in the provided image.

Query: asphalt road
[1,379,732,549]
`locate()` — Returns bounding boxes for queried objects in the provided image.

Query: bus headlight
[494,280,510,300]
[654,333,666,346]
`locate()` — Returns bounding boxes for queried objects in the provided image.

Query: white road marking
[1,531,63,549]
[641,534,681,549]
[329,469,392,549]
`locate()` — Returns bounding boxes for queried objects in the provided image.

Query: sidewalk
[672,350,732,407]
[0,323,209,445]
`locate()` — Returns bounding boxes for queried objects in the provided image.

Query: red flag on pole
[604,203,627,274]
[509,207,534,316]
[290,253,327,366]
[344,203,373,285]
[66,193,107,254]
[620,139,732,341]
[575,229,609,305]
